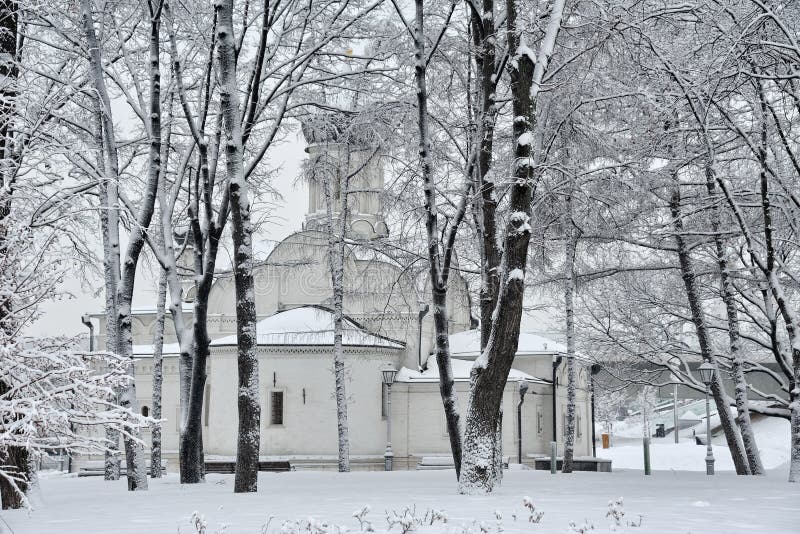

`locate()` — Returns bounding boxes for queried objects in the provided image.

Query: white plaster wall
[204,346,404,457]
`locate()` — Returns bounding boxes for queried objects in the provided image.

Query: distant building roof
[396,355,550,384]
[132,342,182,357]
[447,329,567,358]
[210,306,405,349]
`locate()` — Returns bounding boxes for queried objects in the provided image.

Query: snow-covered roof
[133,342,182,356]
[396,356,550,384]
[447,329,567,358]
[210,306,405,349]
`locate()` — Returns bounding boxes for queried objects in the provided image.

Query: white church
[86,116,596,472]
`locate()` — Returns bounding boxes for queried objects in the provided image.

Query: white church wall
[204,346,403,458]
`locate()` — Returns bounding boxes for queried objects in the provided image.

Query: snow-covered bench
[204,460,292,473]
[78,460,167,477]
[416,456,509,471]
[530,455,611,472]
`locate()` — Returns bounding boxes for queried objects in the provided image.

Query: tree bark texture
[413,0,463,478]
[562,218,578,473]
[216,0,261,493]
[150,265,167,478]
[459,0,566,495]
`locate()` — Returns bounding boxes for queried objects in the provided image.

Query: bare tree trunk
[470,0,501,351]
[0,2,31,509]
[217,0,261,493]
[150,266,167,478]
[411,0,463,477]
[562,216,578,473]
[713,97,800,482]
[704,164,763,475]
[670,186,750,475]
[0,383,28,510]
[459,0,566,495]
[319,144,351,473]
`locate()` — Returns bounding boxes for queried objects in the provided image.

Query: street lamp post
[698,361,715,475]
[382,364,398,471]
[517,382,529,464]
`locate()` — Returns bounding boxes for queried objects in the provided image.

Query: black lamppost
[517,382,529,464]
[698,361,715,475]
[382,364,398,471]
[417,304,429,369]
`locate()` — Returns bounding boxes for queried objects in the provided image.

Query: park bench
[416,456,509,471]
[78,460,167,477]
[204,460,292,473]
[531,456,612,472]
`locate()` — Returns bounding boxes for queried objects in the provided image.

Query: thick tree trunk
[217,0,261,493]
[670,187,750,475]
[0,381,29,510]
[459,0,566,495]
[177,291,213,483]
[0,2,30,509]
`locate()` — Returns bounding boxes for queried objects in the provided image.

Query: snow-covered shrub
[522,496,544,523]
[606,497,624,527]
[353,505,374,532]
[0,222,147,508]
[568,520,595,533]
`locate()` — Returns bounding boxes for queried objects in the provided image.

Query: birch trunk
[713,113,800,482]
[412,0,462,477]
[670,186,750,475]
[562,220,578,473]
[150,266,167,478]
[81,1,124,484]
[704,164,763,475]
[217,0,261,493]
[320,146,351,473]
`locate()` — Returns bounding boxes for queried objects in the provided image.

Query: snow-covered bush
[522,496,544,523]
[0,222,146,508]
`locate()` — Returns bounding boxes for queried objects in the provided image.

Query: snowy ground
[601,413,791,472]
[3,468,798,534]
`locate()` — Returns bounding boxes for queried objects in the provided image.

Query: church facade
[85,118,595,471]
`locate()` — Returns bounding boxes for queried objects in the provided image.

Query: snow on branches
[0,219,146,507]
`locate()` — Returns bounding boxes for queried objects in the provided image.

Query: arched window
[141,405,150,417]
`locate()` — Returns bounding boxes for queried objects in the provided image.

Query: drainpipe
[81,314,95,351]
[417,304,429,370]
[517,381,529,464]
[74,314,94,474]
[590,364,601,458]
[552,355,563,444]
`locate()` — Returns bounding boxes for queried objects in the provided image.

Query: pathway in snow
[4,468,797,533]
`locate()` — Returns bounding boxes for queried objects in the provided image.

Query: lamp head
[381,364,398,386]
[698,361,715,386]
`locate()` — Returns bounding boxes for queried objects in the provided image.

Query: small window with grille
[270,391,284,426]
[536,405,544,436]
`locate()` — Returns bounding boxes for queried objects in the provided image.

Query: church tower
[300,112,389,240]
